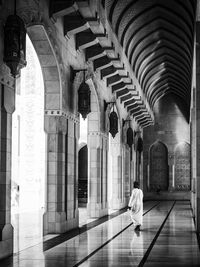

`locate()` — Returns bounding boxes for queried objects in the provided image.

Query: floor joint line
[138,200,176,267]
[73,202,160,267]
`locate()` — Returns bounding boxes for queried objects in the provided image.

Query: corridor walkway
[1,201,200,267]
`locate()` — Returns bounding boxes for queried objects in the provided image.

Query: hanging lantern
[127,127,133,148]
[78,81,91,119]
[109,109,118,138]
[3,13,26,77]
[137,137,143,153]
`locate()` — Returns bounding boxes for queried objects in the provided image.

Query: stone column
[124,146,131,202]
[43,114,78,234]
[140,152,144,190]
[191,86,196,217]
[143,149,149,192]
[168,151,174,191]
[130,147,134,186]
[195,21,200,232]
[102,134,108,210]
[87,132,108,218]
[108,141,125,209]
[65,117,79,229]
[0,80,15,259]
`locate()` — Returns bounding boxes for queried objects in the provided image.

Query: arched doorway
[78,78,102,224]
[78,116,88,226]
[11,35,45,252]
[174,142,191,191]
[78,144,88,206]
[149,141,169,191]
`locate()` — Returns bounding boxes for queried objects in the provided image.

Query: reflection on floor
[2,201,200,266]
[79,207,97,227]
[11,208,57,253]
[78,207,116,227]
[11,207,97,253]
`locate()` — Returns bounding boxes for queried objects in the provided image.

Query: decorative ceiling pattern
[49,0,154,127]
[106,0,196,115]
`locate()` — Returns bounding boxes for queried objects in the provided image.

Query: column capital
[88,131,108,139]
[88,131,108,148]
[44,115,67,133]
[44,110,79,134]
[44,109,79,122]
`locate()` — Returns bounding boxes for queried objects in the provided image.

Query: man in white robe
[128,181,143,231]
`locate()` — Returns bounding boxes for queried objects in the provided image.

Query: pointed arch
[86,78,101,133]
[149,140,169,191]
[27,25,62,111]
[78,144,88,206]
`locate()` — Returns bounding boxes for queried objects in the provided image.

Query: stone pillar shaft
[191,94,196,218]
[109,142,125,209]
[87,133,108,218]
[0,83,15,260]
[65,118,78,226]
[195,22,200,232]
[43,115,78,234]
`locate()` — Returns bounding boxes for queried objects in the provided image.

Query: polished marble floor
[1,201,200,266]
[11,206,98,253]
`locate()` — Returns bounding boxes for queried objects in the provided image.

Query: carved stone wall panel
[175,142,191,191]
[150,141,169,191]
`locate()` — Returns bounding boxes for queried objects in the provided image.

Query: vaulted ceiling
[105,0,196,118]
[49,0,196,125]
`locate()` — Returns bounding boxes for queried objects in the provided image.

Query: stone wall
[143,94,190,199]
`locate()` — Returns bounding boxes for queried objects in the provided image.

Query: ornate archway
[11,34,46,252]
[26,25,68,236]
[149,141,169,191]
[27,25,62,112]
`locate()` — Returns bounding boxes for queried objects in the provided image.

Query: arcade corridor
[1,201,199,266]
[0,0,200,265]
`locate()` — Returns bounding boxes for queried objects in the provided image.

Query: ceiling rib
[106,0,195,115]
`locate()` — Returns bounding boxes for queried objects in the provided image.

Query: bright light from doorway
[79,116,88,144]
[11,35,45,252]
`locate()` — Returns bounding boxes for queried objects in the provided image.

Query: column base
[0,224,13,260]
[87,203,108,218]
[43,211,79,235]
[168,186,175,192]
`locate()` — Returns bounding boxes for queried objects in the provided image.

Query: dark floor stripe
[43,202,159,251]
[143,202,160,216]
[43,207,128,251]
[73,202,160,267]
[138,200,176,267]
